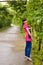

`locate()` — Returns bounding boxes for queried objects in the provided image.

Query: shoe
[26,57,32,62]
[24,56,28,61]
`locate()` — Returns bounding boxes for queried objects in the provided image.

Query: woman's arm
[26,28,32,36]
[26,28,33,39]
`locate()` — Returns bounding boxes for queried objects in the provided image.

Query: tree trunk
[38,38,42,51]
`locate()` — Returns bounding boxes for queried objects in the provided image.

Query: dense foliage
[7,0,27,25]
[27,0,43,50]
[0,0,43,65]
[0,3,13,28]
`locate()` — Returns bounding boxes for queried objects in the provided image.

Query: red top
[23,23,32,41]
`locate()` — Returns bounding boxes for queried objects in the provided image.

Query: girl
[22,18,32,61]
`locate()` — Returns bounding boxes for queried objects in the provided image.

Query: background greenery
[0,0,43,65]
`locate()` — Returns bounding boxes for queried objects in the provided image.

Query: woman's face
[24,20,27,24]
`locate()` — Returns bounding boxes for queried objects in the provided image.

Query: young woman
[22,18,32,61]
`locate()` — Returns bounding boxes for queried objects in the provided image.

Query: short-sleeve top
[23,23,32,41]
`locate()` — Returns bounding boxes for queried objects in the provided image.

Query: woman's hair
[22,18,27,26]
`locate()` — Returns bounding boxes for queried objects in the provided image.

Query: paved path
[0,25,33,65]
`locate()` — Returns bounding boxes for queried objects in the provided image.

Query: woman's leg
[25,41,28,57]
[27,41,32,57]
[25,41,32,61]
[25,41,32,57]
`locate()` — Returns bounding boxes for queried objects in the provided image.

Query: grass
[32,48,43,65]
[31,37,43,65]
[0,26,10,31]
